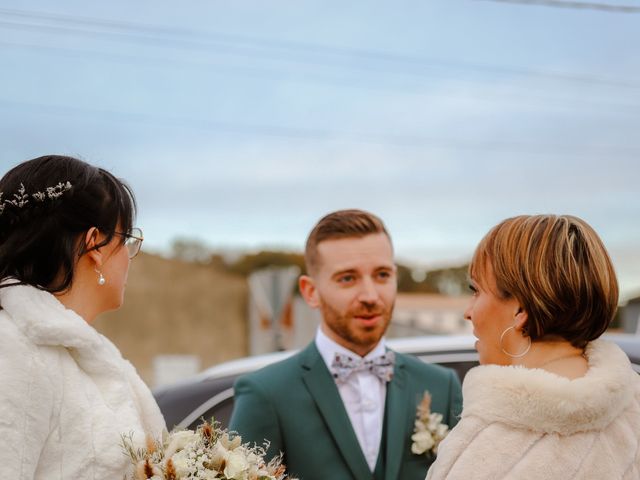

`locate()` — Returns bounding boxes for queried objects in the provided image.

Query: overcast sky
[1,0,639,298]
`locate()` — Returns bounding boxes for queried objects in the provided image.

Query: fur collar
[461,339,637,435]
[0,282,165,438]
[0,282,131,407]
[0,281,101,349]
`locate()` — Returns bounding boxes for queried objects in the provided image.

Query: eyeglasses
[114,227,144,259]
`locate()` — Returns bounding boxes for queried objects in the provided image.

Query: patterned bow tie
[330,351,395,383]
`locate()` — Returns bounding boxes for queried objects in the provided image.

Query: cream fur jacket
[427,340,640,480]
[0,283,166,479]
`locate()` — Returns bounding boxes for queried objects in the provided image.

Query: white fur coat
[0,283,166,479]
[427,340,640,480]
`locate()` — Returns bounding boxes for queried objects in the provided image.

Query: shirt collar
[315,326,387,372]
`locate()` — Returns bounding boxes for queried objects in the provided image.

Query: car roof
[155,332,640,396]
[154,334,479,395]
[203,334,474,377]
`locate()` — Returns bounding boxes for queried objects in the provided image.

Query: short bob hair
[470,214,618,348]
[304,209,390,274]
[0,155,136,294]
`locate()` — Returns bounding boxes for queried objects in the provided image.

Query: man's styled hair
[304,209,390,274]
[470,214,618,348]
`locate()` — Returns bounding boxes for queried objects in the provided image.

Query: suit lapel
[299,343,372,480]
[384,352,409,480]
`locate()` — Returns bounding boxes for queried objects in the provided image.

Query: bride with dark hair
[0,155,165,478]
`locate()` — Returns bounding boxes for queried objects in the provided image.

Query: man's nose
[357,277,380,303]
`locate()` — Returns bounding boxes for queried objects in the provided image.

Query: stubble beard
[319,297,394,352]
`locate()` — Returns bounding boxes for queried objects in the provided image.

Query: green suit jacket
[229,342,462,480]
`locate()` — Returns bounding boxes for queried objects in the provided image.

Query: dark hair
[304,209,390,274]
[470,214,618,348]
[0,155,136,293]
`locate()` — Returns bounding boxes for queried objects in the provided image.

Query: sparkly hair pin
[0,181,72,216]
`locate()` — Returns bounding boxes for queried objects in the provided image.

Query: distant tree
[423,265,470,296]
[396,264,438,293]
[396,264,470,295]
[171,237,213,263]
[225,252,470,296]
[169,238,471,297]
[208,254,232,272]
[228,251,306,277]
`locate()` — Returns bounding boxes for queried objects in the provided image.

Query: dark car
[153,333,640,431]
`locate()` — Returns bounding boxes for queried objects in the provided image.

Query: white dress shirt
[315,328,387,472]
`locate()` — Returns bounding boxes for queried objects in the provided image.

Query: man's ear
[84,227,103,268]
[514,307,529,332]
[299,275,320,309]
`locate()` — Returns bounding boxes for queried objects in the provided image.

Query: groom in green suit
[230,209,462,480]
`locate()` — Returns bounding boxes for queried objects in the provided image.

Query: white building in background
[390,293,471,336]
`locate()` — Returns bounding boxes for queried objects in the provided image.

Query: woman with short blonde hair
[427,214,640,480]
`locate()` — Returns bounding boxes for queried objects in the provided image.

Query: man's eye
[377,271,391,279]
[338,275,355,283]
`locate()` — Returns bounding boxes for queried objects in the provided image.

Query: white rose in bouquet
[224,449,250,479]
[170,449,193,477]
[121,420,298,480]
[164,429,198,458]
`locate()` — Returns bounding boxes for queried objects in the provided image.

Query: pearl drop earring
[95,268,106,286]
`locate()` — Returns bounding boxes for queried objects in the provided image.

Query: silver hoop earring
[500,325,531,358]
[95,268,106,286]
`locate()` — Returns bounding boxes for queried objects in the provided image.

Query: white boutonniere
[411,391,450,456]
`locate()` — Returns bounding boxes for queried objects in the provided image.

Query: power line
[2,39,638,117]
[0,98,637,157]
[476,0,640,12]
[0,8,638,90]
